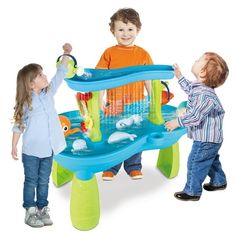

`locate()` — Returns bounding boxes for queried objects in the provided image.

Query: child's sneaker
[129,170,143,180]
[102,171,115,181]
[38,206,53,226]
[25,207,44,228]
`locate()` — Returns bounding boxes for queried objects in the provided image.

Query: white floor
[3,138,236,236]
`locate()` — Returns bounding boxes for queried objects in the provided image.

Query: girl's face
[191,54,208,80]
[112,20,139,47]
[31,70,48,93]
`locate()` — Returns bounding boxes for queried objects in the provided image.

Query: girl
[11,43,72,227]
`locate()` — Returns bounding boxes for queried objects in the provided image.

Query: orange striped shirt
[96,45,153,106]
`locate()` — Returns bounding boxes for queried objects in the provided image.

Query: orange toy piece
[161,91,174,105]
[59,115,80,137]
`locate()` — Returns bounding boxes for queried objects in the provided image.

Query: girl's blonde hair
[201,52,229,88]
[13,63,42,129]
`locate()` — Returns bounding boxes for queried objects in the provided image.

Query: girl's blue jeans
[184,141,227,196]
[107,152,142,175]
[22,153,53,209]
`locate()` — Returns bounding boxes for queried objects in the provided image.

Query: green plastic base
[156,142,179,178]
[52,160,73,187]
[70,175,100,231]
[88,91,102,142]
[148,80,165,125]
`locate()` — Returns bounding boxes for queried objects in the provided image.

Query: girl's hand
[165,119,179,132]
[63,43,72,54]
[173,63,183,79]
[11,146,18,160]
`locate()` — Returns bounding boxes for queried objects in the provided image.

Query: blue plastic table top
[54,106,186,180]
[55,64,185,180]
[65,64,174,92]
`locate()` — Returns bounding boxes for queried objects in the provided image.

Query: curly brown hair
[201,52,229,88]
[109,8,142,32]
[13,63,42,129]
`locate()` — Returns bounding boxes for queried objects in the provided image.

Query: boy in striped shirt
[165,52,229,201]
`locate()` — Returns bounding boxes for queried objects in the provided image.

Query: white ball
[77,66,85,76]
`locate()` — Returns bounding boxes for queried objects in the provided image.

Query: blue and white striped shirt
[177,77,225,143]
[12,65,68,158]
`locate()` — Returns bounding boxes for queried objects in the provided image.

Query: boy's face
[191,54,208,80]
[112,20,139,47]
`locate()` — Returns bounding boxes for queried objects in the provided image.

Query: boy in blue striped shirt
[165,52,229,201]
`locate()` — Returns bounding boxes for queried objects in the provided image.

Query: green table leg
[156,142,180,178]
[52,160,73,187]
[70,175,100,230]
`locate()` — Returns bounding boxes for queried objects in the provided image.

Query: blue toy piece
[177,101,187,110]
[65,64,174,91]
[53,56,186,231]
[176,101,187,117]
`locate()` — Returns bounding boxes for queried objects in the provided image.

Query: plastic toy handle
[161,81,170,101]
[56,54,78,67]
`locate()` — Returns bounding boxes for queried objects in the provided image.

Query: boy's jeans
[22,153,53,209]
[107,152,142,175]
[184,141,227,196]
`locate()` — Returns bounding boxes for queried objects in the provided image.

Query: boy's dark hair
[201,52,229,88]
[109,8,142,32]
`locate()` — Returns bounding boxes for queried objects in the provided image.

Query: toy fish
[116,114,143,130]
[72,139,87,152]
[59,115,80,137]
[108,131,137,144]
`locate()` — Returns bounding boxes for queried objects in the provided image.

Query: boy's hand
[63,43,72,54]
[165,119,179,132]
[173,63,183,79]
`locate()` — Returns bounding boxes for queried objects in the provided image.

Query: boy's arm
[99,90,105,110]
[178,77,192,95]
[173,63,192,94]
[178,95,214,127]
[96,49,110,109]
[144,80,151,96]
[144,52,153,96]
[165,95,214,131]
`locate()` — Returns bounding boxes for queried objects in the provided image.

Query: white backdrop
[1,0,236,235]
